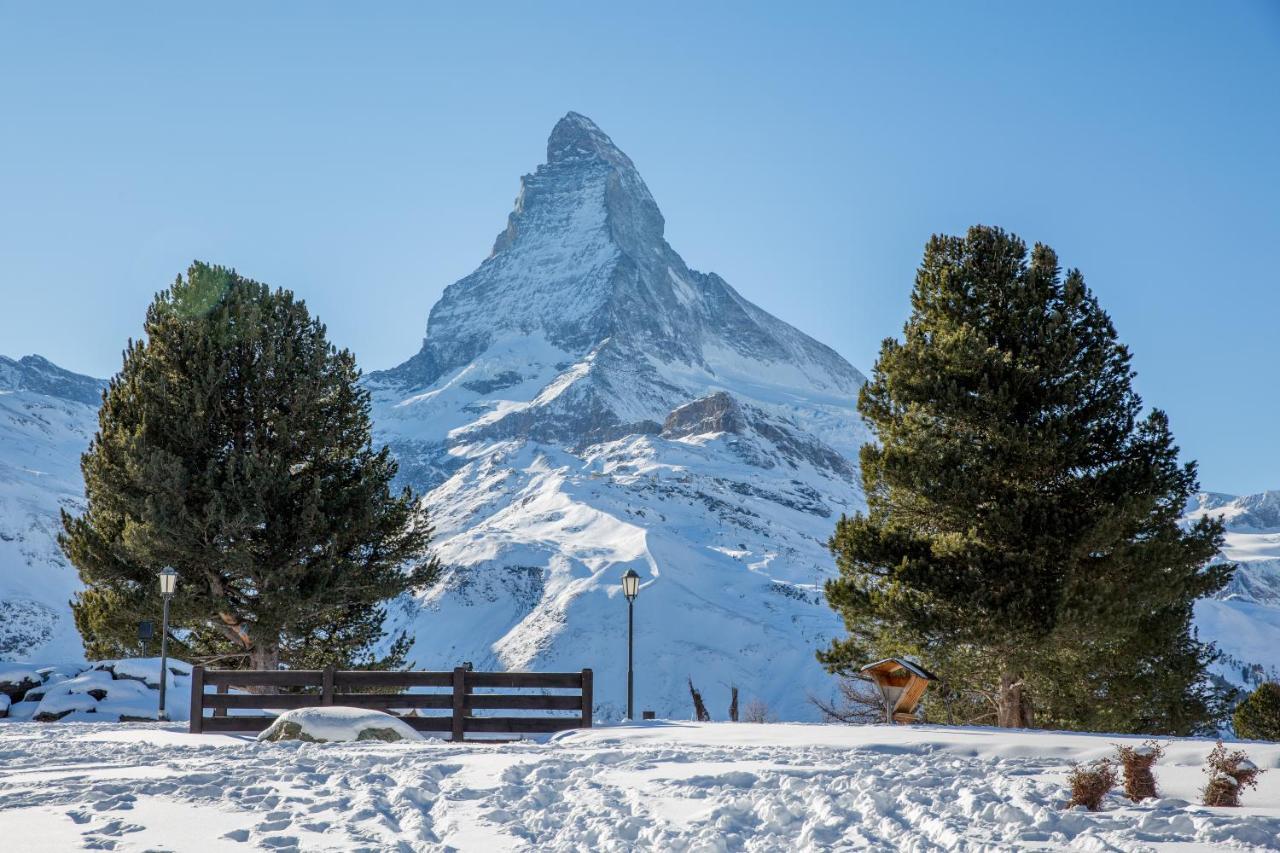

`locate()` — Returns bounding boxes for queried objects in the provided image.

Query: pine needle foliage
[1232,682,1280,741]
[60,263,438,671]
[820,226,1232,734]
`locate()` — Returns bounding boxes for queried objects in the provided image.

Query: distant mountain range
[0,356,103,659]
[1185,491,1280,688]
[2,115,1275,718]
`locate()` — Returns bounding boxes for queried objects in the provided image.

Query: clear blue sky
[1,2,1277,492]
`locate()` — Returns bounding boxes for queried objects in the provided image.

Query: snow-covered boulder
[0,664,43,700]
[91,656,192,689]
[0,657,191,722]
[257,707,423,743]
[32,668,155,721]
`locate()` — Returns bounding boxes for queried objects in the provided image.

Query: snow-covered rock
[0,664,43,700]
[368,113,869,720]
[0,657,190,722]
[257,706,423,743]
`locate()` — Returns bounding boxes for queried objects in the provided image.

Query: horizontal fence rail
[189,665,593,741]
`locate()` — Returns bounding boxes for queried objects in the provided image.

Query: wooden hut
[860,658,937,724]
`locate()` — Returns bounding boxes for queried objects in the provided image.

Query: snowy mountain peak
[0,355,105,407]
[367,113,873,718]
[547,112,637,171]
[380,113,862,431]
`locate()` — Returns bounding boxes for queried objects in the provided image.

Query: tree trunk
[688,678,710,722]
[249,643,280,694]
[996,671,1033,728]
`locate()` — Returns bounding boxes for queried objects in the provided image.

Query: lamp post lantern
[156,567,178,721]
[621,568,640,720]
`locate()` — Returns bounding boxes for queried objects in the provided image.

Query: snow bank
[1,720,1278,850]
[257,706,423,743]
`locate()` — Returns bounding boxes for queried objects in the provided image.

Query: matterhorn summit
[369,113,870,718]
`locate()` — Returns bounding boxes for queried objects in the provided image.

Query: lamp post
[621,568,640,720]
[156,567,178,721]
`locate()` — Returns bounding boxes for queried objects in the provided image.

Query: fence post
[322,665,335,706]
[581,668,593,729]
[451,667,467,743]
[215,683,228,717]
[189,666,204,734]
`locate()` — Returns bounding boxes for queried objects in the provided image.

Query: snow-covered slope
[0,356,102,660]
[369,113,869,720]
[1185,491,1280,688]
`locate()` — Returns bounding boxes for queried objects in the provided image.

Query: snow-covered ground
[1,720,1278,851]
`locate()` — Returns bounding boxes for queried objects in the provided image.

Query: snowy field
[2,721,1279,851]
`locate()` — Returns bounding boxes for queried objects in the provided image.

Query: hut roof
[859,658,938,682]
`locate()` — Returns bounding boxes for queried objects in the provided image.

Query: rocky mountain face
[0,357,103,659]
[368,113,869,719]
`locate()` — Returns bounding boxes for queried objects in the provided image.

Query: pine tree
[820,226,1232,733]
[61,262,438,671]
[1233,683,1280,741]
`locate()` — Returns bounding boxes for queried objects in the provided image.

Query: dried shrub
[1202,741,1263,807]
[742,698,776,724]
[1115,740,1165,802]
[810,677,889,724]
[1066,758,1117,811]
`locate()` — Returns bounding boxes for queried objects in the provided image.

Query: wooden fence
[189,665,592,741]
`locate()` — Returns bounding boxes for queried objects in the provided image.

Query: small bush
[1201,740,1263,807]
[1066,758,1117,810]
[1233,682,1280,741]
[1115,740,1165,802]
[742,698,776,724]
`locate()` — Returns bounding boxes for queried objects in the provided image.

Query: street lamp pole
[621,569,640,720]
[157,567,178,721]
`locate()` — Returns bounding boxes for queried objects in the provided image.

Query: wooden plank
[188,665,204,734]
[321,665,334,706]
[330,693,452,709]
[896,678,929,716]
[214,684,229,717]
[464,716,584,734]
[402,716,453,733]
[202,670,323,687]
[581,668,593,729]
[333,671,452,689]
[451,667,466,743]
[466,694,582,711]
[207,693,452,711]
[465,672,583,689]
[201,715,277,733]
[206,694,322,710]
